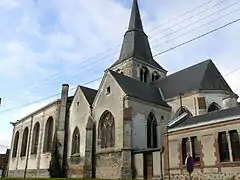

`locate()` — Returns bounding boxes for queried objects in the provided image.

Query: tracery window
[98,111,115,148]
[31,122,40,154]
[147,112,158,149]
[20,127,29,157]
[43,117,54,152]
[71,127,80,155]
[12,131,19,158]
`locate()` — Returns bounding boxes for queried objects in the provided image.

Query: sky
[1,0,240,153]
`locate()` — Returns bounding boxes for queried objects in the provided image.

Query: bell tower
[109,0,167,83]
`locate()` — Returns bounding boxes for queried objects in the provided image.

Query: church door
[144,153,153,180]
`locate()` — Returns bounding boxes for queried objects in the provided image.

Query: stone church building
[7,0,240,179]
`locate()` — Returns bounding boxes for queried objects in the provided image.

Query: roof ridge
[79,85,97,92]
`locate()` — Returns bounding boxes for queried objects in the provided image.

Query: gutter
[166,125,170,180]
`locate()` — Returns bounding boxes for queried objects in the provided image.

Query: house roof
[79,86,97,106]
[154,59,233,99]
[109,70,170,108]
[168,105,240,130]
[110,0,166,72]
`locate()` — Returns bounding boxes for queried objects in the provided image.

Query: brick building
[7,0,240,179]
[164,106,240,179]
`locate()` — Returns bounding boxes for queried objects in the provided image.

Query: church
[7,0,240,179]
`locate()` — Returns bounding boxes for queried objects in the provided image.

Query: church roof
[168,105,240,130]
[79,86,97,106]
[110,0,166,72]
[155,59,233,99]
[109,70,170,107]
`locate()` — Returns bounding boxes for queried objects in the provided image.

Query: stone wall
[95,151,122,179]
[132,60,167,82]
[8,169,49,178]
[67,86,93,178]
[93,72,126,179]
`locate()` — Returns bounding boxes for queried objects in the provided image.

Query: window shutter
[198,97,206,109]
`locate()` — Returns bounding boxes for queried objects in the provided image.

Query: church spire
[110,0,165,72]
[128,0,144,31]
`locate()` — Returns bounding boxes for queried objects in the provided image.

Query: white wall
[128,99,171,150]
[166,91,238,120]
[67,87,91,160]
[93,72,125,151]
[8,102,59,172]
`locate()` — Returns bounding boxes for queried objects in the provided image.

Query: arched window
[175,107,193,118]
[31,122,40,154]
[182,138,190,165]
[12,131,19,158]
[43,117,54,152]
[98,111,115,148]
[218,132,230,162]
[147,112,158,149]
[191,136,200,163]
[71,127,80,155]
[152,71,160,82]
[229,130,240,161]
[140,67,149,83]
[20,127,29,157]
[208,102,220,112]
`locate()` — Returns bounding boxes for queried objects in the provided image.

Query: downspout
[24,115,33,178]
[160,145,164,180]
[158,87,165,180]
[166,126,170,180]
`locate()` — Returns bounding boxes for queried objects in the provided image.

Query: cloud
[0,0,19,9]
[1,0,240,153]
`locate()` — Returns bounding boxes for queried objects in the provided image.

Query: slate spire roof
[128,0,143,32]
[111,0,166,71]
